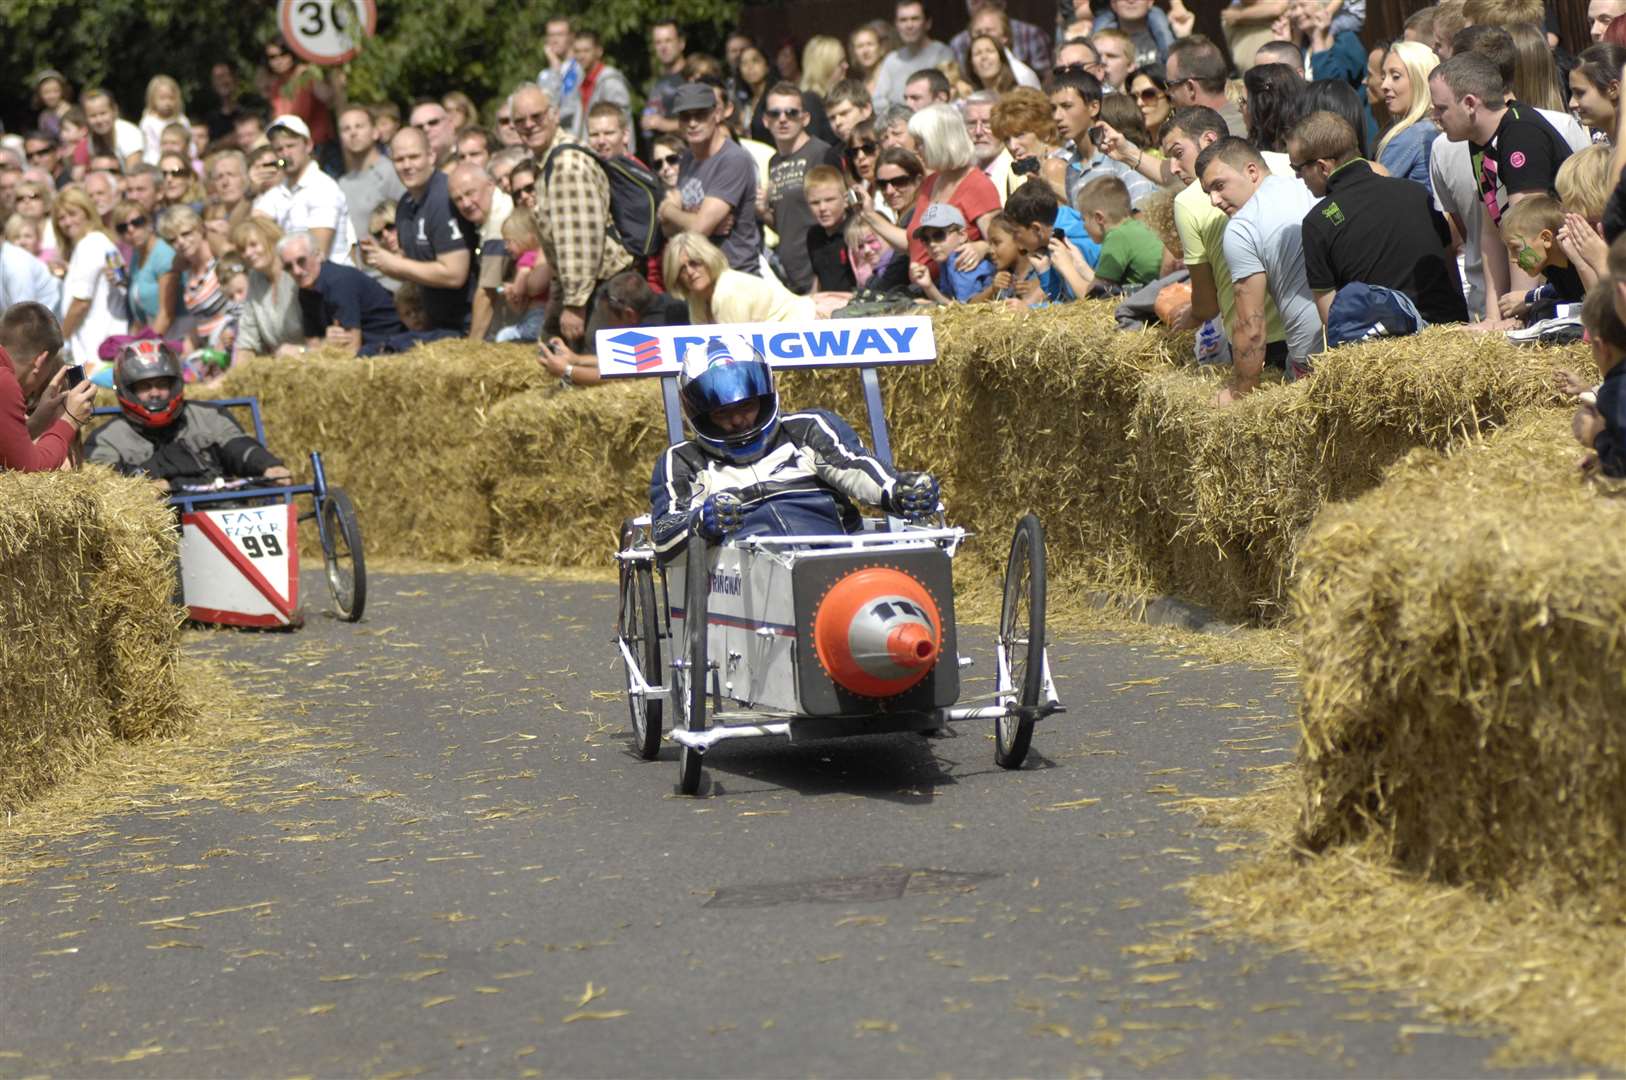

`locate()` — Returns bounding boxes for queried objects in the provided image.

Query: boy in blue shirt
[909,204,996,304]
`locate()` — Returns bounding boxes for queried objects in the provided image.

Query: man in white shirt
[447,163,514,342]
[1198,136,1320,405]
[269,115,356,266]
[870,0,957,114]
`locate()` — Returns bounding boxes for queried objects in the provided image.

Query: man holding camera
[0,302,96,474]
[658,83,762,274]
[759,82,844,293]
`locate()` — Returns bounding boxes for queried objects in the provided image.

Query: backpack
[542,142,664,259]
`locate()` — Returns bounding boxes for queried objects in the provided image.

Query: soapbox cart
[598,317,1063,795]
[92,396,366,628]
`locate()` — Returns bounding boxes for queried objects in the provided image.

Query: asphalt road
[0,569,1523,1078]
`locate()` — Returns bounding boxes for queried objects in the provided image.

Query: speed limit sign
[279,0,378,66]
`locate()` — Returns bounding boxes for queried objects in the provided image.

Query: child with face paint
[1496,195,1587,326]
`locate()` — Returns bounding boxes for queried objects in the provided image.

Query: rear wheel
[995,514,1046,769]
[619,560,663,760]
[320,487,366,622]
[676,536,710,795]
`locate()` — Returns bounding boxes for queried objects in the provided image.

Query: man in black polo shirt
[282,231,409,356]
[1427,52,1571,319]
[358,127,475,333]
[803,165,858,292]
[1290,111,1468,328]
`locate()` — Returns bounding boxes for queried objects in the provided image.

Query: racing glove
[887,471,940,520]
[694,492,745,542]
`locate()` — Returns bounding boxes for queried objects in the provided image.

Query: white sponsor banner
[595,317,937,378]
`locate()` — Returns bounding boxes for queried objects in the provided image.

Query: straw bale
[1,469,190,811]
[1294,409,1626,896]
[200,344,547,560]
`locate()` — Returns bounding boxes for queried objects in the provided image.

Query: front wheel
[619,559,663,760]
[320,487,366,622]
[995,514,1046,769]
[676,536,710,795]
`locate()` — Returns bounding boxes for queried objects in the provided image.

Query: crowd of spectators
[3,0,1626,454]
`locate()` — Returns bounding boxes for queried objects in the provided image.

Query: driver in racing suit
[651,334,940,560]
[86,340,291,493]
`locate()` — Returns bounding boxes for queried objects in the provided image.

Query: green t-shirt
[1093,218,1165,289]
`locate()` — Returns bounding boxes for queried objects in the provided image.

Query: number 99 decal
[241,534,285,559]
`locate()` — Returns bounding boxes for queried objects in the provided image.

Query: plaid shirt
[536,128,632,307]
[950,17,1051,76]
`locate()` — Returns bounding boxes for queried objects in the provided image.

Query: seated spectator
[803,166,858,292]
[1573,281,1626,477]
[539,270,691,387]
[972,212,1044,305]
[371,282,462,354]
[0,301,96,474]
[664,231,815,323]
[909,203,994,302]
[1197,136,1322,402]
[1495,195,1586,323]
[1075,176,1163,290]
[281,231,408,356]
[1291,110,1468,328]
[86,340,291,491]
[1002,176,1096,301]
[496,209,551,343]
[1374,42,1442,192]
[230,216,304,360]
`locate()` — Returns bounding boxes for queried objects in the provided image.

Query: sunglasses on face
[917,228,950,243]
[26,147,54,161]
[1135,88,1167,103]
[652,154,681,169]
[676,110,714,124]
[875,174,913,190]
[764,107,802,120]
[513,111,549,129]
[282,258,306,272]
[115,217,148,234]
[265,49,287,61]
[511,181,537,199]
[371,224,396,241]
[163,165,190,178]
[847,142,878,158]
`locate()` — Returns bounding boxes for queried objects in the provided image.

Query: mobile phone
[1088,124,1106,146]
[1052,227,1067,241]
[63,365,84,389]
[845,188,860,207]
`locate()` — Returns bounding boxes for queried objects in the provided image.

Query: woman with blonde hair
[158,150,206,212]
[849,20,900,98]
[107,200,177,334]
[801,36,848,97]
[1374,41,1441,191]
[52,188,127,368]
[9,179,59,264]
[442,91,477,132]
[1507,22,1564,112]
[663,232,815,324]
[140,74,189,164]
[230,216,305,359]
[162,205,231,349]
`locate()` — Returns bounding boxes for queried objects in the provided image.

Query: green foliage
[2,0,740,131]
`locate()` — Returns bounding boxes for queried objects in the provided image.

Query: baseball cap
[918,203,967,230]
[671,83,719,114]
[267,114,312,140]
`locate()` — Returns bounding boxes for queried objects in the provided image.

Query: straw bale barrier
[0,469,191,811]
[206,308,1577,621]
[1295,410,1626,896]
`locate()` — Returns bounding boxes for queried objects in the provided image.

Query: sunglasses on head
[764,107,802,120]
[652,154,680,169]
[115,216,148,234]
[847,142,878,158]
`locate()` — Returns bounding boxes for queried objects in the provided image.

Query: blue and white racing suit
[650,409,900,560]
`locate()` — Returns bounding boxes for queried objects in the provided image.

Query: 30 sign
[279,0,377,65]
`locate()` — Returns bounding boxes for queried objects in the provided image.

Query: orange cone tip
[812,567,942,698]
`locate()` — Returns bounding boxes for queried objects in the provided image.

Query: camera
[1011,156,1040,176]
[63,365,85,390]
[1088,124,1107,147]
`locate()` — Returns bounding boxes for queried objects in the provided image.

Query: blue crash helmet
[677,335,780,463]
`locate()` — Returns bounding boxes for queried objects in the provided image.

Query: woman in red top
[261,36,339,149]
[904,103,1000,272]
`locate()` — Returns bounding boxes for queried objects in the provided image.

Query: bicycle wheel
[619,560,664,760]
[676,536,710,795]
[995,513,1046,769]
[321,487,367,622]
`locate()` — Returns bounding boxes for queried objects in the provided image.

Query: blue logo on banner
[606,330,664,370]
